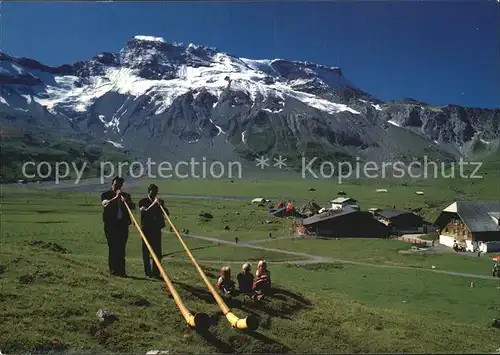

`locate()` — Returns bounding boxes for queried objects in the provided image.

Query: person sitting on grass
[216,266,235,295]
[237,263,254,294]
[252,260,271,300]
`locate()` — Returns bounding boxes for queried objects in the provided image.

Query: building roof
[330,197,357,204]
[303,206,357,225]
[376,210,418,219]
[440,201,500,233]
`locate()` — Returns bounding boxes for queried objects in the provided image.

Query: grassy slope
[138,158,500,223]
[0,125,132,183]
[1,187,500,353]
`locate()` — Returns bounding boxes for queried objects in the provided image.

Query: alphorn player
[100,176,135,277]
[139,184,168,279]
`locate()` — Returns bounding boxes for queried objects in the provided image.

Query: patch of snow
[285,89,360,115]
[0,96,9,106]
[240,58,276,76]
[241,131,247,144]
[209,118,225,135]
[98,115,106,124]
[7,46,361,122]
[188,139,199,144]
[22,95,32,104]
[15,108,29,112]
[434,140,439,144]
[134,35,165,43]
[388,120,401,127]
[74,103,87,112]
[371,104,382,111]
[107,140,124,148]
[106,100,129,133]
[262,108,283,113]
[480,139,491,144]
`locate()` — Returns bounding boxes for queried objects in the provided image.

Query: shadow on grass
[196,328,234,353]
[194,315,289,353]
[175,281,312,330]
[272,287,312,306]
[174,281,216,304]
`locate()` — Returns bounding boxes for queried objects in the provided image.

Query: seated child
[215,266,235,294]
[253,260,271,299]
[237,263,254,293]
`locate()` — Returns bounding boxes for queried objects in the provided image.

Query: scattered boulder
[96,309,119,326]
[199,212,213,221]
[224,226,230,230]
[492,318,500,328]
[308,187,316,191]
[0,264,4,275]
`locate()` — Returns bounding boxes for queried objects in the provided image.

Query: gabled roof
[439,201,500,233]
[376,210,419,219]
[330,197,357,204]
[302,206,357,225]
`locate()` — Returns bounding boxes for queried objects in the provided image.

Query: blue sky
[1,1,499,108]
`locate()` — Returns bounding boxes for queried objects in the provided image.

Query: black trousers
[104,223,129,276]
[142,228,162,277]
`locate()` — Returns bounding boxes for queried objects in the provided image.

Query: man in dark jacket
[100,176,135,277]
[139,184,168,278]
[237,263,254,294]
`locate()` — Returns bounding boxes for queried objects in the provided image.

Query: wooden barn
[374,210,426,234]
[302,207,390,238]
[434,201,500,252]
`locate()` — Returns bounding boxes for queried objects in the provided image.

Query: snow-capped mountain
[1,35,499,166]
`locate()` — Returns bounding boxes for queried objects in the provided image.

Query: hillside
[1,36,499,169]
[0,122,133,183]
[1,187,499,354]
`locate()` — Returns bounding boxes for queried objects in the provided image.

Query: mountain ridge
[1,35,499,172]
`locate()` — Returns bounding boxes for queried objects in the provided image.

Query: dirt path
[177,233,499,281]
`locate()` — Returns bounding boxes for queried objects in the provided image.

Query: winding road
[168,233,499,281]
